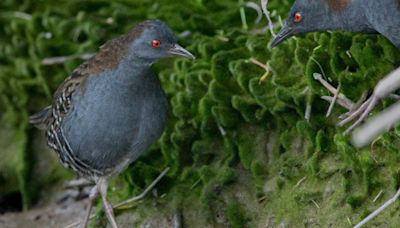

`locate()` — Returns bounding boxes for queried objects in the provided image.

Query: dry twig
[42,53,94,65]
[260,0,276,37]
[353,187,400,228]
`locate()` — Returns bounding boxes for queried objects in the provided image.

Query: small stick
[178,30,192,38]
[250,26,269,34]
[42,53,94,65]
[311,199,320,209]
[313,73,339,95]
[216,35,229,42]
[347,217,353,226]
[310,57,327,81]
[249,58,268,70]
[249,58,270,84]
[217,124,227,136]
[321,96,353,111]
[305,95,312,122]
[14,11,32,20]
[370,137,381,163]
[190,179,202,190]
[114,167,170,208]
[353,187,400,228]
[294,176,307,188]
[373,190,383,203]
[239,0,248,30]
[326,83,341,117]
[245,2,263,24]
[260,0,276,37]
[313,73,354,108]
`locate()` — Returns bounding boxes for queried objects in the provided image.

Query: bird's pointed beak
[271,24,294,48]
[168,44,195,60]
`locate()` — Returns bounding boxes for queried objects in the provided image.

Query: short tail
[29,106,51,130]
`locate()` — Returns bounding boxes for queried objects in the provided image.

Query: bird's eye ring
[294,12,303,23]
[151,39,161,48]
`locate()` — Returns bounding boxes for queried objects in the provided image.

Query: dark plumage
[30,20,194,228]
[271,0,400,48]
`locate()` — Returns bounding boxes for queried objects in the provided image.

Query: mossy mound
[1,0,400,226]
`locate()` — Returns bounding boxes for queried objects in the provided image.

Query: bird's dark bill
[168,44,195,59]
[271,25,294,47]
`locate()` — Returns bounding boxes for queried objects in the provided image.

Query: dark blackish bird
[30,20,194,228]
[271,0,400,48]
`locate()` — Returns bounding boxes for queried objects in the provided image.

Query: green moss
[347,194,366,209]
[226,201,249,228]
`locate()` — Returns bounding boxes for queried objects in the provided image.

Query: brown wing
[29,62,103,176]
[29,64,88,130]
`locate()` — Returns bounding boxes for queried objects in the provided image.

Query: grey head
[271,0,375,47]
[125,20,195,63]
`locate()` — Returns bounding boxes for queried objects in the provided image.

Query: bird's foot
[64,167,169,228]
[337,96,379,135]
[319,67,400,135]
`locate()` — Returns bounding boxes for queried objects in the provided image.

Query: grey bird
[271,0,400,49]
[29,20,195,228]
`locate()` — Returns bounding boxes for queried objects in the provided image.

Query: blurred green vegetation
[1,0,400,226]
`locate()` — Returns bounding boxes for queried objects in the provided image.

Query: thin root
[353,187,400,228]
[248,58,270,84]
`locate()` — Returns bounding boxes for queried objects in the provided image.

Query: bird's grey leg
[339,92,369,120]
[338,97,373,126]
[342,97,378,135]
[339,67,400,133]
[96,178,119,228]
[79,185,98,228]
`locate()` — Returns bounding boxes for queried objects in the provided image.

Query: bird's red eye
[151,39,161,48]
[294,12,303,23]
